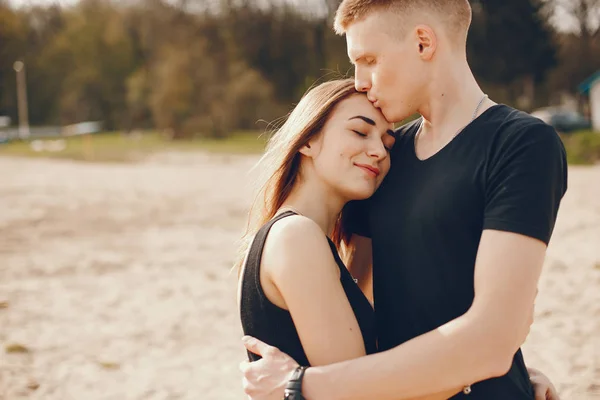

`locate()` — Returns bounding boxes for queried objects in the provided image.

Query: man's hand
[240,336,299,400]
[530,368,560,400]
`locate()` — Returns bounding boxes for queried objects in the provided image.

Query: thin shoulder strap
[245,211,298,280]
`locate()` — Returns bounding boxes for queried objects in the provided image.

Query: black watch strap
[284,366,308,399]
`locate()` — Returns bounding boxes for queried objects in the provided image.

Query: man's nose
[354,71,371,93]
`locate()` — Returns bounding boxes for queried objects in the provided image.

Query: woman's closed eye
[352,129,367,138]
[353,129,393,152]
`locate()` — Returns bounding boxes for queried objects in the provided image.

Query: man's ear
[415,25,437,61]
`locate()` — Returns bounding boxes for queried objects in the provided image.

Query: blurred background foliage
[0,0,599,160]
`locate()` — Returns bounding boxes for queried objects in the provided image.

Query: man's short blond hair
[334,0,472,41]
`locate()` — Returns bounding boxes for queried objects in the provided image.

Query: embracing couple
[236,1,567,399]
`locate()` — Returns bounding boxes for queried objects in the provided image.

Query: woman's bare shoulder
[262,214,338,280]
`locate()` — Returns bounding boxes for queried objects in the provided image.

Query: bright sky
[7,0,593,33]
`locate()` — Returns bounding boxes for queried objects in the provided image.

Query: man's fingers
[534,388,546,400]
[239,360,250,373]
[242,335,278,357]
[538,388,550,400]
[242,376,256,397]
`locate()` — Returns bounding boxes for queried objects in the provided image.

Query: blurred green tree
[468,0,557,109]
[1,0,588,135]
[47,0,137,129]
[543,0,600,99]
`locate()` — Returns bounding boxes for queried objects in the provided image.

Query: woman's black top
[239,211,377,366]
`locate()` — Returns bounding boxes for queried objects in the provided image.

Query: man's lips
[355,163,380,177]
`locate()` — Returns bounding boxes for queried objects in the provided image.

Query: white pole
[13,61,30,140]
[591,82,600,132]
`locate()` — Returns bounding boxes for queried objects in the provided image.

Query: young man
[240,1,567,399]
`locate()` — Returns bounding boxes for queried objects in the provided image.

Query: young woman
[236,79,558,399]
[237,78,390,367]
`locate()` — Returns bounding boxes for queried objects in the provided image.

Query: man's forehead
[346,31,372,59]
[346,18,372,42]
[346,21,390,55]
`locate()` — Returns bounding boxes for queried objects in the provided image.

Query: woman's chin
[345,187,377,202]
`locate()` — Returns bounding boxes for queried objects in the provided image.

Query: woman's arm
[262,215,367,366]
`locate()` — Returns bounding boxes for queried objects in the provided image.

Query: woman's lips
[355,163,380,177]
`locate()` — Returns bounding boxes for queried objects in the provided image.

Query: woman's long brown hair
[235,78,362,272]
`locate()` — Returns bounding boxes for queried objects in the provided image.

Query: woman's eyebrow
[349,115,375,126]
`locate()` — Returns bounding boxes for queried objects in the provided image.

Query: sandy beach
[0,153,598,399]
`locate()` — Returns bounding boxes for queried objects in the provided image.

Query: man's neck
[417,58,493,142]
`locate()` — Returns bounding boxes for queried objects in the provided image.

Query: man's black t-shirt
[346,104,568,399]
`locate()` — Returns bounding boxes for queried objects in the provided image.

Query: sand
[0,153,598,399]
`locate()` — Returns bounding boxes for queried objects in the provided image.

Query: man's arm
[301,229,546,399]
[241,231,544,400]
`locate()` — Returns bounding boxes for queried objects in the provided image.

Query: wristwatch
[283,366,308,400]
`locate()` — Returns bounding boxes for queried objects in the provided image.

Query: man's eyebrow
[386,129,395,137]
[349,115,375,126]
